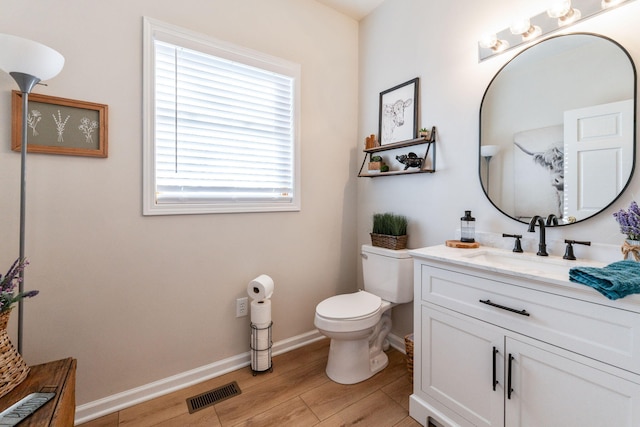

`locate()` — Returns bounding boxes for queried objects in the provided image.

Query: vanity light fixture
[478,0,637,61]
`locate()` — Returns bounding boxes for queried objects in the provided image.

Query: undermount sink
[461,250,571,275]
[457,248,606,280]
[408,245,608,284]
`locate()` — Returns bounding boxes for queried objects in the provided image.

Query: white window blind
[143,18,300,215]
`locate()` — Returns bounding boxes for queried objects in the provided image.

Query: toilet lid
[316,291,381,320]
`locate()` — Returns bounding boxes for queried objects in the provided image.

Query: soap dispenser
[460,210,476,243]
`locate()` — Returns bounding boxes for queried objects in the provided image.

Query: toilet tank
[361,244,413,303]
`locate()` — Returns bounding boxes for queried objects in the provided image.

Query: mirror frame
[479,33,637,226]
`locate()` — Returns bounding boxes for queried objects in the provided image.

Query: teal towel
[569,260,640,300]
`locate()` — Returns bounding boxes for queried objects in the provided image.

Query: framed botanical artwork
[11,91,108,157]
[378,78,419,145]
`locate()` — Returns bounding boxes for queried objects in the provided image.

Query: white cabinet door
[505,337,640,427]
[421,305,504,427]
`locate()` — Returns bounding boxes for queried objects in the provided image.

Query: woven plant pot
[0,309,30,399]
[370,233,408,250]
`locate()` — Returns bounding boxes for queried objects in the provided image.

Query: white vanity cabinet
[409,247,640,427]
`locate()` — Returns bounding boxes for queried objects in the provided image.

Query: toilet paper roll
[251,299,272,327]
[251,327,270,350]
[252,351,271,371]
[247,274,274,300]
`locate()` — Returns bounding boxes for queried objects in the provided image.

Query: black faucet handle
[563,239,591,260]
[567,239,591,247]
[503,233,523,253]
[563,241,576,260]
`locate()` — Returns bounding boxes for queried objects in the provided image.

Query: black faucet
[546,214,559,226]
[528,215,548,256]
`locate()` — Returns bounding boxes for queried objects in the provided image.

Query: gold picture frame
[12,91,108,158]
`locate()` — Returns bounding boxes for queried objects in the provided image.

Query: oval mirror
[480,33,636,226]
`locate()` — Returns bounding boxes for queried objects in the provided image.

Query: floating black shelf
[358,126,437,177]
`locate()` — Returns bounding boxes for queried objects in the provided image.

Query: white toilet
[314,244,413,384]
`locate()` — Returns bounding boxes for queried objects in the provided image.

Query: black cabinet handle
[492,347,499,391]
[507,353,514,399]
[479,299,530,317]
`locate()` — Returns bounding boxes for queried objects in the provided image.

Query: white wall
[0,0,359,407]
[358,0,640,338]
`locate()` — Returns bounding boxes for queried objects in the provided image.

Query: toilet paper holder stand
[250,321,273,375]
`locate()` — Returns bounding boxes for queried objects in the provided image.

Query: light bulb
[479,34,509,52]
[547,0,581,26]
[510,18,532,35]
[510,18,541,41]
[547,0,571,18]
[479,33,498,49]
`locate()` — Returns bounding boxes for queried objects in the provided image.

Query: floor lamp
[480,145,499,196]
[0,34,64,354]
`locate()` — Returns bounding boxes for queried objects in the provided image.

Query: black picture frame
[378,78,419,145]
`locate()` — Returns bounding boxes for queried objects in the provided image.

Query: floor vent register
[186,381,242,414]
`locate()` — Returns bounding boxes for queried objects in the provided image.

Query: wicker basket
[404,333,414,383]
[0,309,30,399]
[370,233,408,250]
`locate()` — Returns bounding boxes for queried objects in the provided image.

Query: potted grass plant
[371,212,408,250]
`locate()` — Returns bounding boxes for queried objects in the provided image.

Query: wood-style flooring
[78,338,422,427]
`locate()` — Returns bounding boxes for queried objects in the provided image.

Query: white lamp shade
[0,34,64,81]
[481,145,500,157]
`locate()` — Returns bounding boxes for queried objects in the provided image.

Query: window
[143,18,300,215]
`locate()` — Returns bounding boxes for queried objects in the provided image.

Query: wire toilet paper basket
[247,274,274,375]
[250,321,273,375]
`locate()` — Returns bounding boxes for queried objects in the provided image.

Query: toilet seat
[316,291,381,320]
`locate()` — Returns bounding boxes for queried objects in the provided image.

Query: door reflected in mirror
[480,33,636,226]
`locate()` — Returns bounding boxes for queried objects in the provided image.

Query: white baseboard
[74,330,323,425]
[74,329,405,425]
[387,332,407,354]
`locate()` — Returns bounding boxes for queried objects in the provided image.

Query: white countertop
[409,244,605,287]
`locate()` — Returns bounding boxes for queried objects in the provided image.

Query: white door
[421,305,504,427]
[505,337,640,427]
[564,99,633,220]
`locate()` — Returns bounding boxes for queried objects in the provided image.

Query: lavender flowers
[613,201,640,241]
[0,258,38,314]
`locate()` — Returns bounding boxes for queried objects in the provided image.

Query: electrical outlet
[236,297,249,317]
